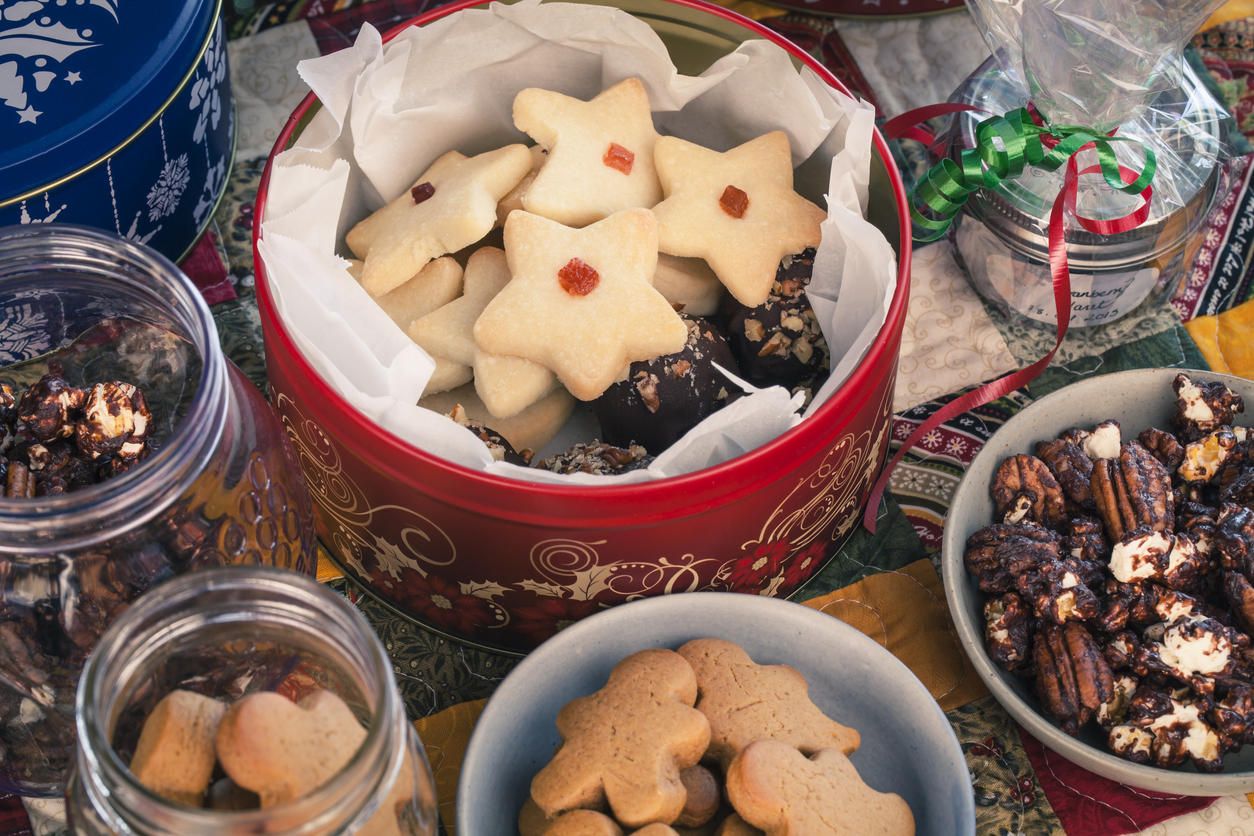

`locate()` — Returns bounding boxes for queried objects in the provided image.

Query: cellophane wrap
[961,0,1233,221]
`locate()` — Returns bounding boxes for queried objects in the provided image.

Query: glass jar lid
[952,55,1226,269]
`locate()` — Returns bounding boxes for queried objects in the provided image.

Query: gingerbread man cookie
[676,639,858,769]
[725,740,914,836]
[531,648,711,828]
[474,209,686,401]
[514,78,662,227]
[651,132,825,308]
[345,145,533,297]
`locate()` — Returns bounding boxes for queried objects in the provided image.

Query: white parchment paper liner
[258,0,897,485]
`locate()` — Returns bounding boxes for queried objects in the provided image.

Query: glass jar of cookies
[65,567,437,836]
[0,224,318,795]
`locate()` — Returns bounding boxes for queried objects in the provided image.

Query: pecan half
[1036,438,1095,510]
[1138,427,1185,472]
[1091,441,1173,541]
[4,462,33,498]
[964,524,1060,595]
[993,454,1067,528]
[1034,622,1115,735]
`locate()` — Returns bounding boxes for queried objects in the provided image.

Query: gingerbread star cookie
[676,639,858,770]
[726,741,915,836]
[474,209,687,402]
[345,145,533,297]
[651,131,825,308]
[530,648,711,828]
[514,78,663,227]
[408,247,557,417]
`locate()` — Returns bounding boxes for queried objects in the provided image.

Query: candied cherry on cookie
[474,209,687,402]
[514,77,663,227]
[345,145,534,297]
[652,131,825,309]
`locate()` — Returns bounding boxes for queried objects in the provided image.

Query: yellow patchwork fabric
[413,698,487,835]
[1185,299,1254,381]
[801,558,990,711]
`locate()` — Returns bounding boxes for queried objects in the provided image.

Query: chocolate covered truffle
[725,248,829,391]
[537,441,653,475]
[592,315,739,454]
[445,404,531,466]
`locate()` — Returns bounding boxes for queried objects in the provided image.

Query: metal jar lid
[953,56,1224,273]
[0,0,220,206]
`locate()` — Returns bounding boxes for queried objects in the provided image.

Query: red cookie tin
[254,0,912,653]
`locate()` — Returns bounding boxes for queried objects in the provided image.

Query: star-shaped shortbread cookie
[345,145,533,297]
[409,247,557,419]
[652,131,826,308]
[474,209,686,402]
[514,78,662,227]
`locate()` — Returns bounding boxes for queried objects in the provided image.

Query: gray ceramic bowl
[941,367,1254,794]
[457,592,975,834]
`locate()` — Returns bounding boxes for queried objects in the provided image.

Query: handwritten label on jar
[1011,262,1161,327]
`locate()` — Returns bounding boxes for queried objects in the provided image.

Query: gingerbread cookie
[514,78,662,227]
[651,132,825,308]
[545,809,624,836]
[409,247,557,417]
[345,145,533,297]
[676,639,858,769]
[348,256,464,332]
[713,814,764,836]
[725,741,914,836]
[216,690,366,807]
[474,209,686,401]
[531,648,711,827]
[128,690,226,806]
[675,765,721,828]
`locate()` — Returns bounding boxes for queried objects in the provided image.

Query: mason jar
[0,224,318,794]
[948,56,1226,329]
[66,567,437,836]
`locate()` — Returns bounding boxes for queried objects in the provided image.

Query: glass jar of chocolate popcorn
[65,567,437,836]
[0,225,318,795]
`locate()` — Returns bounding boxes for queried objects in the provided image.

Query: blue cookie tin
[0,0,235,262]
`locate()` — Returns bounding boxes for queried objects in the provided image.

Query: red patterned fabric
[0,796,29,836]
[178,231,237,306]
[1017,724,1216,836]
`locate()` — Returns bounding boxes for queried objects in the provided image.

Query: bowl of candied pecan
[941,367,1254,793]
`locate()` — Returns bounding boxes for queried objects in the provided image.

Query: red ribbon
[862,112,1153,534]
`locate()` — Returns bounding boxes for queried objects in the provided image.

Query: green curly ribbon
[902,106,1158,242]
